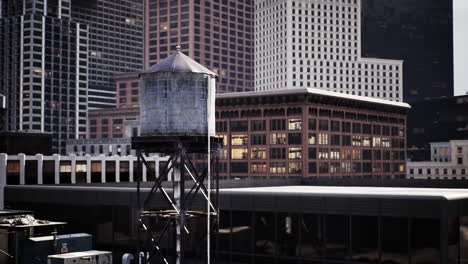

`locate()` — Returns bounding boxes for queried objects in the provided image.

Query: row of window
[228,147,404,161]
[219,133,404,148]
[229,161,405,174]
[409,168,467,176]
[218,119,404,136]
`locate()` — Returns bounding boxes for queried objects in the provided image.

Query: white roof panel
[217,88,411,109]
[222,186,468,200]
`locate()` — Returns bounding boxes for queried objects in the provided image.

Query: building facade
[88,107,139,139]
[71,0,145,109]
[213,88,409,179]
[114,72,140,109]
[0,0,89,153]
[255,0,403,102]
[407,140,468,180]
[146,0,254,92]
[362,0,453,102]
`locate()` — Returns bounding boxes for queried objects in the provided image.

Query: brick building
[115,72,140,109]
[86,72,140,140]
[145,0,254,93]
[213,88,410,179]
[88,107,139,139]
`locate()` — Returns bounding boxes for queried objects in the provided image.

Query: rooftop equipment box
[47,250,112,264]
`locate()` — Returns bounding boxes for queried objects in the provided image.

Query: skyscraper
[255,0,403,102]
[0,0,89,152]
[361,0,453,102]
[146,0,254,93]
[71,0,145,109]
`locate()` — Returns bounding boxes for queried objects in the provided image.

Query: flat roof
[217,88,411,109]
[223,186,468,201]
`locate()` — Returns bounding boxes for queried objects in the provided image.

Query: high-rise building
[0,0,89,153]
[407,95,468,161]
[71,0,144,109]
[146,0,254,93]
[255,0,403,102]
[362,0,453,102]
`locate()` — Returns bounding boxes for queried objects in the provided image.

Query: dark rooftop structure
[0,132,53,155]
[4,179,468,263]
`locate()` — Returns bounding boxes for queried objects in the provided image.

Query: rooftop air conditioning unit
[47,250,112,264]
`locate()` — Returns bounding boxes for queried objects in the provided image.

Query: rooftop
[142,47,216,76]
[217,88,411,109]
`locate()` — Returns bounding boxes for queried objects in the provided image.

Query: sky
[454,0,468,95]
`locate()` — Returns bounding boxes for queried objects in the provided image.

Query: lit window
[288,119,302,130]
[251,148,267,159]
[288,162,302,173]
[288,148,302,159]
[318,133,329,145]
[231,148,248,159]
[231,135,248,145]
[270,162,287,174]
[270,133,287,144]
[251,162,267,174]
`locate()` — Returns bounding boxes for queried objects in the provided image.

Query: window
[352,123,361,133]
[288,148,302,159]
[251,148,267,159]
[308,119,317,130]
[251,134,266,145]
[330,149,340,160]
[331,121,340,132]
[231,162,248,173]
[458,157,463,165]
[318,133,329,145]
[270,119,286,130]
[288,119,302,130]
[251,162,267,174]
[319,148,329,159]
[216,121,227,132]
[288,133,302,145]
[362,137,371,147]
[230,121,248,132]
[331,135,340,146]
[308,133,317,145]
[251,120,266,131]
[319,120,329,131]
[289,162,302,173]
[270,148,286,159]
[271,133,287,144]
[270,162,287,174]
[308,162,317,173]
[342,122,351,132]
[231,135,248,145]
[352,136,362,146]
[231,148,249,159]
[319,162,329,173]
[309,148,317,159]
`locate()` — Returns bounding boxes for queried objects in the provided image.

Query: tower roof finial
[176,45,181,52]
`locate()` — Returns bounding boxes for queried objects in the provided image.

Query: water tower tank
[139,47,217,137]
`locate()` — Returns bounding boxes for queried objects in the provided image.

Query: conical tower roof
[141,46,216,76]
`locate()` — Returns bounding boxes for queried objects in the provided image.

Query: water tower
[132,47,222,264]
